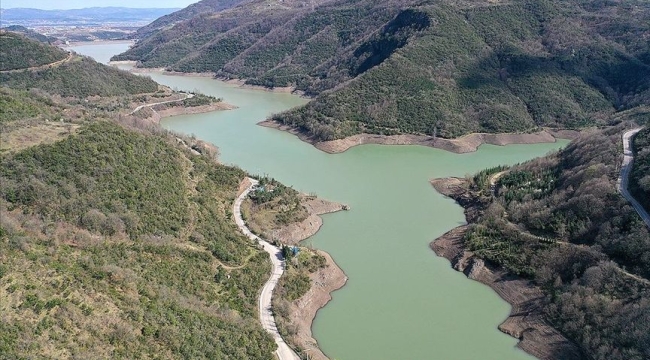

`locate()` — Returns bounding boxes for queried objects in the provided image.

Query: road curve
[233,178,300,360]
[618,128,650,228]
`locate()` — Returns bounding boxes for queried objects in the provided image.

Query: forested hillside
[116,0,650,140]
[0,122,276,359]
[0,34,280,359]
[0,32,67,71]
[444,125,650,359]
[0,32,158,97]
[1,26,56,44]
[0,56,158,97]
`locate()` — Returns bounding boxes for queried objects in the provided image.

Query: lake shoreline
[259,120,581,154]
[429,177,584,360]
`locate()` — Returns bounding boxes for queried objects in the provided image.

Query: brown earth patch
[275,196,346,246]
[260,120,583,154]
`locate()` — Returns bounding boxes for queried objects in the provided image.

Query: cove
[73,43,568,360]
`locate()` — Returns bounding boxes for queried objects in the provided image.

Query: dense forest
[115,0,649,140]
[0,32,67,71]
[450,125,650,359]
[0,34,279,358]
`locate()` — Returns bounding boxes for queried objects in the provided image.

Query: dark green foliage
[630,127,650,212]
[0,88,61,124]
[1,121,189,237]
[0,32,67,71]
[462,127,650,359]
[0,57,158,98]
[0,116,279,358]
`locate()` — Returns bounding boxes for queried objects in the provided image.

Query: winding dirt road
[233,178,300,360]
[618,128,650,229]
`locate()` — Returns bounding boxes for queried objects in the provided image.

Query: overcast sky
[1,0,198,9]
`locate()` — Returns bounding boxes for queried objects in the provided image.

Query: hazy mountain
[0,7,180,26]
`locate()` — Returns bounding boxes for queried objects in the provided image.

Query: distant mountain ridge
[116,0,650,141]
[0,7,180,25]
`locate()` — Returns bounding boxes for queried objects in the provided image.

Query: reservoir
[73,43,567,360]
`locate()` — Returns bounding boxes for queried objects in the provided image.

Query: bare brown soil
[430,178,584,360]
[260,120,582,154]
[138,102,236,124]
[284,251,347,360]
[275,196,346,246]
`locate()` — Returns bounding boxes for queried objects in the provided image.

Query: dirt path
[233,178,300,360]
[129,93,194,115]
[0,52,74,73]
[618,128,650,228]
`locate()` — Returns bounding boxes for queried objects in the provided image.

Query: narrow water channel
[73,43,567,360]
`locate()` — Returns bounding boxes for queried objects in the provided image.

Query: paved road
[233,178,300,360]
[129,93,194,115]
[618,128,650,228]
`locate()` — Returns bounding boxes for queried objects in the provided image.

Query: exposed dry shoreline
[136,102,237,124]
[429,178,584,360]
[260,120,581,154]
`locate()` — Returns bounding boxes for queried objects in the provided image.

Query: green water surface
[73,43,568,360]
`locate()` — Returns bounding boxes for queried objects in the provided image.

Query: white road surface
[617,128,650,228]
[233,178,300,360]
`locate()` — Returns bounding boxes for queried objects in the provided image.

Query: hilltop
[0,32,68,71]
[114,0,649,142]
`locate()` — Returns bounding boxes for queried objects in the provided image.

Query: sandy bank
[260,120,581,154]
[429,178,583,360]
[136,102,237,124]
[284,250,347,360]
[276,196,347,246]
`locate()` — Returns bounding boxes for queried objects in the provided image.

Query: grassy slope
[116,0,649,139]
[0,121,276,359]
[0,32,67,71]
[459,125,650,359]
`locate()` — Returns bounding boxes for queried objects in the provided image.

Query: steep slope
[0,32,67,71]
[432,124,650,359]
[0,121,276,359]
[118,0,650,140]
